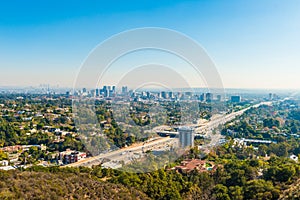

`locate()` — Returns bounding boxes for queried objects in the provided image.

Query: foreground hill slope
[279,178,300,200]
[0,170,150,200]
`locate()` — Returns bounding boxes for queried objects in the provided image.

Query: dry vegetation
[0,170,150,200]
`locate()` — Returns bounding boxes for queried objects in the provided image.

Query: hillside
[0,170,150,200]
[279,178,300,200]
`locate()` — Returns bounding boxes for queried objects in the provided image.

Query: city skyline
[1,0,300,89]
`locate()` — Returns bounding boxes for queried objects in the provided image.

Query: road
[64,136,176,167]
[203,102,271,131]
[200,101,272,147]
[64,101,271,168]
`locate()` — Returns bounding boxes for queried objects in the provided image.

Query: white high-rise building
[179,127,194,148]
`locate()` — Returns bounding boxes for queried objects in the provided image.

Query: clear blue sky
[0,0,299,89]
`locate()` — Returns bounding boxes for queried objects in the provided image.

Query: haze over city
[1,0,300,89]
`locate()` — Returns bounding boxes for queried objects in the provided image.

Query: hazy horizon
[1,83,300,91]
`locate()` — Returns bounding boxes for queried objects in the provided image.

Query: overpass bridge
[156,130,208,139]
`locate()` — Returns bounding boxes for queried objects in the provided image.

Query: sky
[0,0,299,89]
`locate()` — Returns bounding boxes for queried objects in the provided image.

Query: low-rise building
[172,159,217,173]
[61,150,87,164]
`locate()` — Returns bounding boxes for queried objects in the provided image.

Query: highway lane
[200,101,272,147]
[197,101,272,132]
[64,101,271,168]
[64,137,176,167]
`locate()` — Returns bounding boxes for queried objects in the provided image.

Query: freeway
[156,101,272,147]
[199,101,272,147]
[64,136,176,167]
[206,101,271,131]
[64,101,271,168]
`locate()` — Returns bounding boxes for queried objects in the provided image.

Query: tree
[185,185,203,200]
[0,150,8,161]
[213,184,230,200]
[229,186,243,200]
[244,179,279,200]
[264,164,296,182]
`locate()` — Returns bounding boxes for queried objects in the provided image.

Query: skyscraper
[206,93,213,102]
[199,93,206,102]
[269,93,273,100]
[179,127,194,148]
[216,94,222,102]
[122,86,128,95]
[231,95,241,103]
[161,91,168,99]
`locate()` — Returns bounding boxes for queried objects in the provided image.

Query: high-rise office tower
[179,127,194,148]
